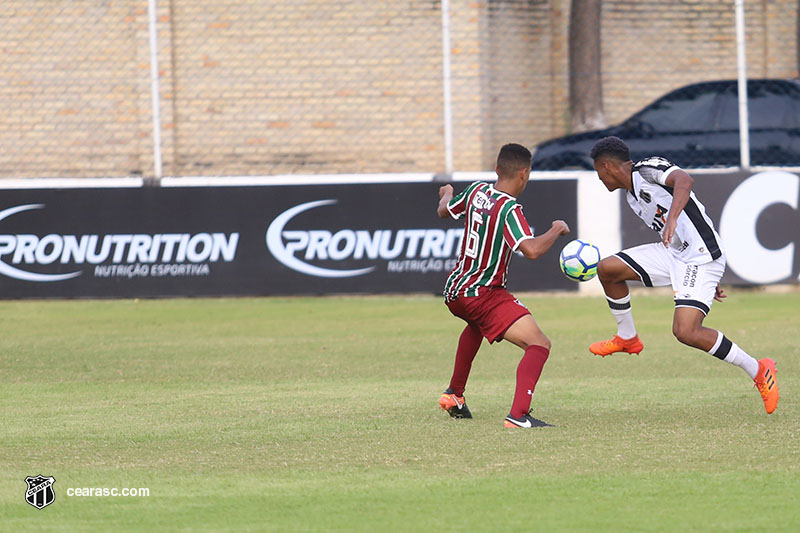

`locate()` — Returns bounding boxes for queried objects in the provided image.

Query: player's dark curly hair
[496,143,532,176]
[590,136,630,162]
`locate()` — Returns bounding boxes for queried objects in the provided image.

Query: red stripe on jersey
[459,195,506,295]
[444,183,529,301]
[505,206,533,250]
[443,183,487,297]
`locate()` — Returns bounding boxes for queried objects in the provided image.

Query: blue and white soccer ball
[559,239,600,282]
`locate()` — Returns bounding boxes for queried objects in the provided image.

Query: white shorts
[616,243,726,316]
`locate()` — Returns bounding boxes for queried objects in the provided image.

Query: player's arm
[517,220,570,260]
[437,184,454,219]
[662,169,694,247]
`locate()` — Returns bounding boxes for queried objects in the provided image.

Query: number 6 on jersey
[464,214,484,259]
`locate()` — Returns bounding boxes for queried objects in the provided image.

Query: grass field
[1,289,798,531]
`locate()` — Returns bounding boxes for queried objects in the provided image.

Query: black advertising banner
[0,180,577,298]
[620,169,800,285]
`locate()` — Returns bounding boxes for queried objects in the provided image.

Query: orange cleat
[754,358,779,414]
[589,334,644,357]
[439,389,472,419]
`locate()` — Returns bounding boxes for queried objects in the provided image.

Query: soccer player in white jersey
[436,143,570,428]
[588,136,779,414]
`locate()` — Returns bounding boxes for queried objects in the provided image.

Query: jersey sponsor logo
[682,264,698,288]
[266,200,463,278]
[0,204,239,282]
[471,190,494,211]
[650,204,669,232]
[636,157,673,170]
[639,190,651,203]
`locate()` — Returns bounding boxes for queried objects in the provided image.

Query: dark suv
[531,79,800,169]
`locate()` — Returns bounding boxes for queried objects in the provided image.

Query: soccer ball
[559,239,600,282]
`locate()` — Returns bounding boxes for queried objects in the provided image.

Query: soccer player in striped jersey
[436,143,570,428]
[589,136,779,414]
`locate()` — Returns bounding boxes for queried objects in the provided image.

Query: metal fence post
[148,0,163,181]
[735,0,750,171]
[441,0,454,177]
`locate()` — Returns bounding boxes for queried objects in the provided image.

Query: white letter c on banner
[720,171,799,284]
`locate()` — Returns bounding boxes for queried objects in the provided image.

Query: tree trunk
[797,0,800,76]
[569,0,606,132]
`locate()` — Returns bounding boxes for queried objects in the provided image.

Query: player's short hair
[496,143,532,176]
[590,136,630,162]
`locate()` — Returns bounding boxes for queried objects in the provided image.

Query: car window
[634,87,718,132]
[715,83,800,130]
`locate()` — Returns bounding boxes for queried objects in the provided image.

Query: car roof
[670,78,800,92]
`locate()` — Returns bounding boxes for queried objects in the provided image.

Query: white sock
[708,331,759,379]
[607,294,637,339]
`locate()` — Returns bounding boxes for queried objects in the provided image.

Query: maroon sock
[510,345,550,418]
[448,324,483,396]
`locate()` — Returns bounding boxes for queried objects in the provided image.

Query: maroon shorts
[446,288,531,344]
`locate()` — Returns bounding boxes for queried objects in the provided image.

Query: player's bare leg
[597,256,639,300]
[502,314,550,351]
[501,315,553,428]
[673,307,779,414]
[671,307,718,351]
[589,256,645,356]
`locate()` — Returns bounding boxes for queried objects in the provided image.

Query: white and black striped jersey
[627,157,723,264]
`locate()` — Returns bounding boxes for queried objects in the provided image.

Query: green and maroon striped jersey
[443,182,534,301]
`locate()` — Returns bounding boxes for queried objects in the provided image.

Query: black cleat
[504,411,553,428]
